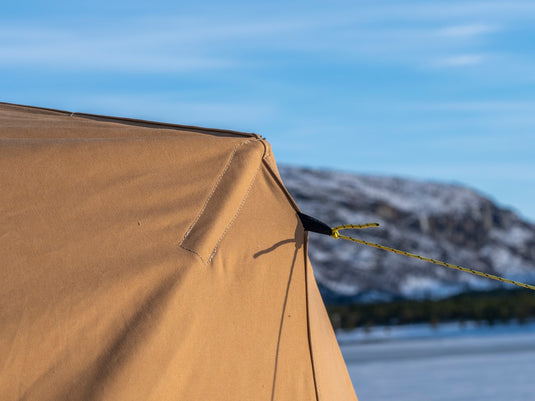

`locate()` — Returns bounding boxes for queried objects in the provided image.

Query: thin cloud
[433,54,486,67]
[367,1,535,23]
[412,100,535,112]
[0,25,237,72]
[436,23,500,38]
[0,2,525,73]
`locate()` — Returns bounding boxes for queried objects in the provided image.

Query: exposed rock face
[280,166,535,302]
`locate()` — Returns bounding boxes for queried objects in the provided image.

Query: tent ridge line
[262,159,301,214]
[0,136,219,143]
[0,102,258,138]
[304,235,322,401]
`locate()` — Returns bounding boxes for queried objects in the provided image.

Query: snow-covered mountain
[280,166,535,302]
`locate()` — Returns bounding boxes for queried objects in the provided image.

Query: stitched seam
[179,138,259,245]
[263,149,276,171]
[179,244,207,265]
[303,236,321,401]
[206,158,262,264]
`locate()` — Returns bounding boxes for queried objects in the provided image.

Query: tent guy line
[298,213,535,291]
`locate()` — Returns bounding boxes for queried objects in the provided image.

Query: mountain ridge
[280,166,535,302]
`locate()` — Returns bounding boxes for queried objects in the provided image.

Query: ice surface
[340,323,535,401]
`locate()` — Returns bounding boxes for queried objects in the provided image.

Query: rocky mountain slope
[280,166,535,302]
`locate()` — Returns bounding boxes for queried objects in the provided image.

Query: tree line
[326,289,535,330]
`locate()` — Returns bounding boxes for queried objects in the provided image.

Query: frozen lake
[339,322,535,401]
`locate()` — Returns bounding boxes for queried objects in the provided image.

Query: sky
[2,0,535,221]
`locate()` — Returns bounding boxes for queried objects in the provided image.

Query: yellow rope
[331,224,535,291]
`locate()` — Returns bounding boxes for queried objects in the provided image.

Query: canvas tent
[0,102,358,401]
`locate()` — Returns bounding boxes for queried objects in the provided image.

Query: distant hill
[280,166,535,303]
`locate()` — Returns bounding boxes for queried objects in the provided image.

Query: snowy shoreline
[336,319,535,345]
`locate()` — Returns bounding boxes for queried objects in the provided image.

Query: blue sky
[2,0,535,221]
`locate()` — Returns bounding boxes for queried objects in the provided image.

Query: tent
[0,102,358,401]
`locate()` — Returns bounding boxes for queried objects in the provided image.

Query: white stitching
[206,158,262,264]
[179,138,259,245]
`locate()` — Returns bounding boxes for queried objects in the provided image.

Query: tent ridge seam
[206,158,263,264]
[179,138,260,244]
[178,244,207,265]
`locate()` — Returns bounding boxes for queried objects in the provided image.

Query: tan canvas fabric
[0,103,358,401]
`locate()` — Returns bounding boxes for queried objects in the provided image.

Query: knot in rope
[331,223,380,239]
